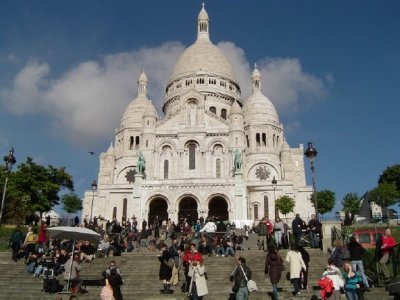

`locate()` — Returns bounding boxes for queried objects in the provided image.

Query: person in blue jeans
[342,261,362,300]
[230,256,252,300]
[225,240,235,257]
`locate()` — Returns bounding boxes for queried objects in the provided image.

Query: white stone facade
[82,6,314,228]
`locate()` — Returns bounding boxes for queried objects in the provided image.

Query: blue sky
[0,1,399,219]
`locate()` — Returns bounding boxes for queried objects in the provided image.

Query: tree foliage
[275,195,295,215]
[341,192,361,215]
[311,189,336,216]
[378,164,400,193]
[4,157,74,220]
[369,182,400,209]
[61,193,82,214]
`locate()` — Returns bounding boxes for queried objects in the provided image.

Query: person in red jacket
[182,244,203,293]
[379,227,397,281]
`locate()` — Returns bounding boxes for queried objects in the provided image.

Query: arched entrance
[178,196,198,225]
[208,196,229,221]
[148,197,168,226]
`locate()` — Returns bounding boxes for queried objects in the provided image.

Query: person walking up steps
[285,244,306,296]
[265,245,284,300]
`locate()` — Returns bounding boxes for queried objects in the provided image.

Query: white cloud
[0,41,330,146]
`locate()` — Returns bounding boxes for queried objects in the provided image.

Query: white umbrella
[47,226,101,293]
[47,226,101,243]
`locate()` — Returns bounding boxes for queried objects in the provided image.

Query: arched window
[254,204,259,220]
[135,136,140,149]
[209,106,216,114]
[262,133,267,146]
[276,135,279,147]
[189,144,196,170]
[273,134,275,147]
[263,195,268,219]
[256,133,260,146]
[164,160,169,179]
[221,108,227,120]
[129,136,134,150]
[123,198,127,224]
[216,158,221,178]
[113,207,117,220]
[246,135,250,147]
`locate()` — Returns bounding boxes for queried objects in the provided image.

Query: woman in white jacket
[285,244,306,296]
[188,257,208,300]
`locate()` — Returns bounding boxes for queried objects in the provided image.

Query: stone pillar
[234,171,248,227]
[132,174,144,229]
[321,220,342,251]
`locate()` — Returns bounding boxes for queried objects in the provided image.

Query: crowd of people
[8,213,400,300]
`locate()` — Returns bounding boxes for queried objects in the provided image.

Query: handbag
[239,265,258,292]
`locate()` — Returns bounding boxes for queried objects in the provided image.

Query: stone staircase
[0,233,394,300]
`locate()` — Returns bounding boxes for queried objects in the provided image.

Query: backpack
[340,248,350,260]
[43,277,63,293]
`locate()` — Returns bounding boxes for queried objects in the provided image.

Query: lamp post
[304,142,318,218]
[0,148,16,224]
[272,176,278,220]
[89,180,97,222]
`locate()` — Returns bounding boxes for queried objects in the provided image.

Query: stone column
[234,171,248,227]
[132,174,144,229]
[321,220,342,251]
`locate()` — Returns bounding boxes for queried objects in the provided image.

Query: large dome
[167,5,236,84]
[169,39,236,82]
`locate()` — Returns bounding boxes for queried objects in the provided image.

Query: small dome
[243,65,279,124]
[120,71,157,127]
[198,4,209,21]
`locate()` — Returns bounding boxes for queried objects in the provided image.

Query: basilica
[82,5,314,227]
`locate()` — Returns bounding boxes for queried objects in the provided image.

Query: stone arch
[206,138,229,151]
[176,194,199,225]
[155,139,177,153]
[147,195,169,226]
[206,193,230,221]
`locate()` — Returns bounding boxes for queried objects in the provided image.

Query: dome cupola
[243,64,279,125]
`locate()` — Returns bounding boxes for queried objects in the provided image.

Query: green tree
[275,195,295,216]
[311,189,335,216]
[61,193,83,215]
[5,157,74,220]
[341,193,361,216]
[378,164,400,193]
[369,182,400,212]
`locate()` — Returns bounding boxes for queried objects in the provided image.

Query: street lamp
[304,142,318,218]
[272,176,278,220]
[0,148,16,224]
[89,179,97,222]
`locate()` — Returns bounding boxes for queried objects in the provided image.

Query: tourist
[198,235,212,256]
[102,260,123,279]
[225,239,235,257]
[342,261,362,300]
[37,221,47,253]
[376,227,397,282]
[108,268,124,300]
[23,226,37,260]
[169,238,180,267]
[297,245,310,290]
[9,224,24,262]
[291,214,303,247]
[285,244,306,296]
[230,256,252,300]
[265,245,284,300]
[100,277,114,300]
[307,214,321,248]
[64,254,83,293]
[322,258,344,300]
[274,217,284,249]
[199,218,216,233]
[158,244,174,294]
[188,256,208,300]
[329,239,344,268]
[347,236,369,290]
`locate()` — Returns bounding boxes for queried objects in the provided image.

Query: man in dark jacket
[230,256,252,300]
[9,225,24,262]
[291,214,303,247]
[307,214,321,248]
